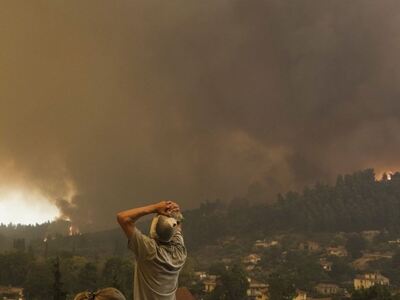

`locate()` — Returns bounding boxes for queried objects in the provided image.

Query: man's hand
[117,201,180,238]
[154,200,180,216]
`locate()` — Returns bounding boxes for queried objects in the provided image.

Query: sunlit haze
[0,189,59,225]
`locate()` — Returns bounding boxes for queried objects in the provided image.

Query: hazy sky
[1,1,400,230]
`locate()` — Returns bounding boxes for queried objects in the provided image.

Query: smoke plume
[1,0,400,230]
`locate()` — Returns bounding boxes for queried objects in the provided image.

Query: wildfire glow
[69,224,80,236]
[0,189,59,225]
[376,170,396,181]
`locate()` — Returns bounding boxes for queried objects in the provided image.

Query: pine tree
[53,256,66,300]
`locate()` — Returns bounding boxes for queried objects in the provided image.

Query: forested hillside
[2,169,400,252]
[184,169,400,250]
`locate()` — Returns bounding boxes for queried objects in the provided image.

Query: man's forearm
[116,201,179,238]
[117,204,157,224]
[116,203,158,238]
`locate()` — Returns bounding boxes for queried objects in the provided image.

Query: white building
[0,286,24,300]
[315,283,340,295]
[243,253,262,265]
[254,240,279,249]
[354,273,389,290]
[247,278,268,300]
[203,275,217,293]
[326,246,348,257]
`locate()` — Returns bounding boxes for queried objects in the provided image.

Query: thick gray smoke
[1,0,400,230]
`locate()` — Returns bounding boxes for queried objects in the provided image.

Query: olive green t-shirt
[128,227,187,300]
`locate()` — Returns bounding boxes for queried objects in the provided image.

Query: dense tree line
[206,263,249,300]
[0,251,133,300]
[183,169,400,250]
[273,169,400,232]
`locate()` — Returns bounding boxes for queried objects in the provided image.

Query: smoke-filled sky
[1,0,400,230]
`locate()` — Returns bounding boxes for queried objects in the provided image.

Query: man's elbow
[116,213,135,238]
[116,213,127,225]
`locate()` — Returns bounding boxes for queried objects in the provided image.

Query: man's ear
[149,215,159,239]
[176,222,182,230]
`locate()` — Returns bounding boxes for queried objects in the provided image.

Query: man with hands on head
[117,201,186,300]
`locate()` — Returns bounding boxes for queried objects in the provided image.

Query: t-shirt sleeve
[171,229,187,259]
[127,227,156,260]
[172,229,185,246]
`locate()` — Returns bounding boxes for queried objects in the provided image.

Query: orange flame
[69,225,80,236]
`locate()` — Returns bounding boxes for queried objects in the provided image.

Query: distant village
[177,229,400,300]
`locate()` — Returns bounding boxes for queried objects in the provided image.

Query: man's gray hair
[74,288,126,300]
